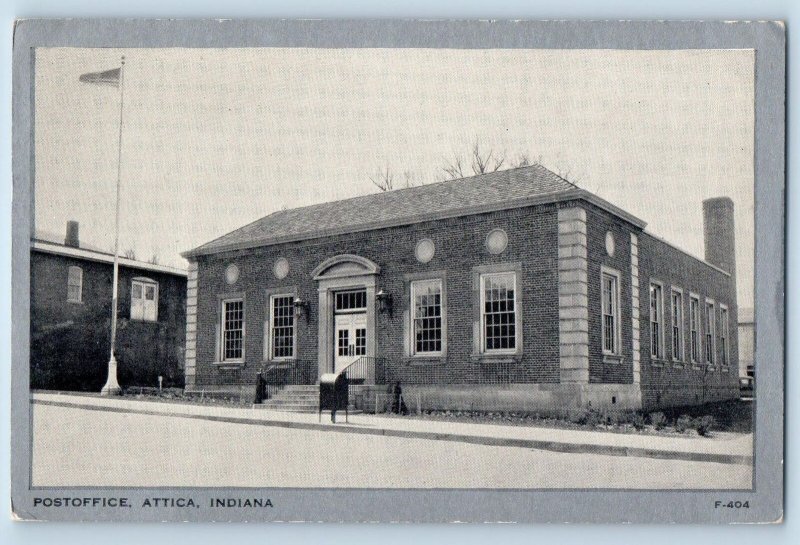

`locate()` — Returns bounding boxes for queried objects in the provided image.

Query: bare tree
[441,139,509,181]
[148,254,160,265]
[123,248,136,260]
[441,155,466,181]
[369,164,395,192]
[402,170,417,189]
[470,140,505,175]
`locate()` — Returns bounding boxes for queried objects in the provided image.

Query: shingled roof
[185,164,646,257]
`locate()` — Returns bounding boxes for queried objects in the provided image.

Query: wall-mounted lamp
[376,289,393,317]
[293,297,309,323]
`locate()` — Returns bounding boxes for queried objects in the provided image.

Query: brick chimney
[65,221,80,248]
[702,197,736,278]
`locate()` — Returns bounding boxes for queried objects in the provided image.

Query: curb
[33,398,753,466]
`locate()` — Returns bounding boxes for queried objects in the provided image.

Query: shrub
[585,409,606,427]
[569,409,589,425]
[649,412,667,430]
[631,413,647,430]
[675,415,693,433]
[694,415,717,437]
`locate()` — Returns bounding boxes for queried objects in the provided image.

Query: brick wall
[30,251,187,391]
[193,203,563,388]
[637,233,740,409]
[584,204,636,385]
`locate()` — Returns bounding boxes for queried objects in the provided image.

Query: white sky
[34,47,754,307]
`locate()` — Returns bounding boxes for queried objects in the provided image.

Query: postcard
[10,19,784,523]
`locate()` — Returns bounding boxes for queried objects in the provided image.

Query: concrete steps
[253,385,360,414]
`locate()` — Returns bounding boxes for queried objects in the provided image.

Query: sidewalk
[32,392,753,466]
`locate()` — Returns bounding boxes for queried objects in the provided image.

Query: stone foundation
[351,383,643,416]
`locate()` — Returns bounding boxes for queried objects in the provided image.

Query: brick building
[183,165,739,412]
[31,222,188,391]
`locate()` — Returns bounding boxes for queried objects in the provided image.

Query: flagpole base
[100,354,121,396]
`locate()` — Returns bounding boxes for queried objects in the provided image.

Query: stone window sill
[213,361,244,369]
[405,357,446,367]
[650,359,667,367]
[262,359,297,368]
[471,353,523,365]
[603,354,623,365]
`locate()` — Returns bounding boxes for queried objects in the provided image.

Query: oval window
[415,239,435,263]
[224,264,240,285]
[485,228,508,255]
[605,231,616,257]
[273,257,289,279]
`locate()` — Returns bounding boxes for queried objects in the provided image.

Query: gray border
[11,19,784,523]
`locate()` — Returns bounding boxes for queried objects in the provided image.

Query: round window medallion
[273,257,289,279]
[224,264,239,285]
[415,239,435,263]
[605,231,616,257]
[485,228,509,255]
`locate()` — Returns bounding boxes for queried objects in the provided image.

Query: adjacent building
[738,307,754,379]
[183,165,740,412]
[30,222,188,391]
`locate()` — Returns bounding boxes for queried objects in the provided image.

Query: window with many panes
[270,295,295,359]
[689,295,701,363]
[719,305,730,365]
[411,279,443,355]
[720,305,729,366]
[705,300,716,365]
[650,282,664,359]
[601,269,620,355]
[67,266,83,303]
[131,279,158,322]
[335,290,367,312]
[671,289,684,361]
[480,272,517,353]
[221,299,244,361]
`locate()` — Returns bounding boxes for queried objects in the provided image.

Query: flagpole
[101,56,125,396]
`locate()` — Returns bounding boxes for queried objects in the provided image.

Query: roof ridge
[192,164,565,253]
[186,163,591,257]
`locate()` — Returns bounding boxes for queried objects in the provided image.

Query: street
[32,404,752,489]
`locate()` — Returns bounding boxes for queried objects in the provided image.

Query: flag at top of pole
[79,67,122,87]
[80,57,126,396]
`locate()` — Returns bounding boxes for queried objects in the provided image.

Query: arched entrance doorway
[311,254,380,380]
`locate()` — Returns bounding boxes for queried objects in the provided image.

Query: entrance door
[334,312,367,375]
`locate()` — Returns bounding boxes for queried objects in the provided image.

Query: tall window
[67,266,83,303]
[649,282,664,359]
[689,295,701,363]
[131,279,158,321]
[411,279,443,355]
[720,305,729,366]
[481,272,517,352]
[601,269,620,355]
[270,295,295,359]
[222,299,244,361]
[671,289,684,361]
[705,300,716,364]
